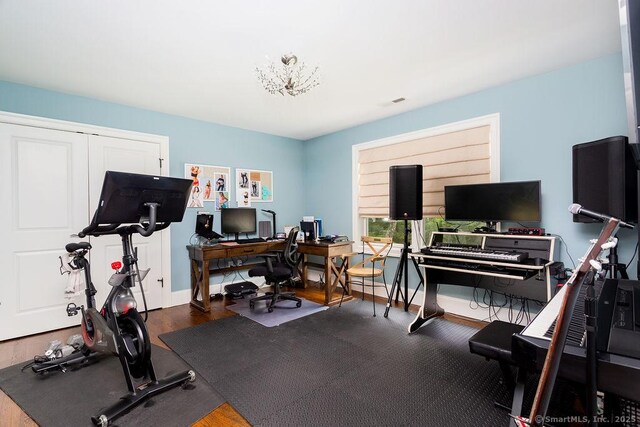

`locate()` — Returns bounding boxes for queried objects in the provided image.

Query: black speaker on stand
[384,165,426,316]
[572,135,638,422]
[573,136,637,280]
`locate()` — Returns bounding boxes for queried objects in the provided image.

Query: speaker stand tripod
[384,219,424,317]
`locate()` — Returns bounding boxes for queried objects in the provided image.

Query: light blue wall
[0,81,306,292]
[2,53,635,301]
[304,53,637,299]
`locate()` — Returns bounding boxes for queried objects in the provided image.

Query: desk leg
[324,256,332,305]
[190,259,211,313]
[344,257,350,295]
[302,254,309,288]
[407,273,444,333]
[328,256,349,304]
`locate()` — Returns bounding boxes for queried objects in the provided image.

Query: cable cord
[129,234,149,322]
[553,234,576,269]
[626,241,639,267]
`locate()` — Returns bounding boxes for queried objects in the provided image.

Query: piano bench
[468,320,525,390]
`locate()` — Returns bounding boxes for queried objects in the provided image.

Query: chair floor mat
[225,294,328,327]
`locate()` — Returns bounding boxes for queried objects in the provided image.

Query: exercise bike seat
[65,242,92,253]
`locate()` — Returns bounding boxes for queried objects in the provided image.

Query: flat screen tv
[220,208,256,239]
[444,181,541,228]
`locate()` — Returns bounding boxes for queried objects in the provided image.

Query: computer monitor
[94,171,192,224]
[220,208,257,240]
[444,180,541,230]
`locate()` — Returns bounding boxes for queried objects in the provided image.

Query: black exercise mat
[160,300,514,426]
[0,345,224,427]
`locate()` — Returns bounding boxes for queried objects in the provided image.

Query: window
[352,114,500,253]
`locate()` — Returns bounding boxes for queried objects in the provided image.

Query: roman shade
[357,125,492,218]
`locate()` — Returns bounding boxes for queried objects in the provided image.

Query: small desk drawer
[226,245,268,257]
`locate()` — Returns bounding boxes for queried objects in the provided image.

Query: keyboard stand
[408,231,558,334]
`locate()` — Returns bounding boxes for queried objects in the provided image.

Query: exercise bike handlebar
[78,203,169,238]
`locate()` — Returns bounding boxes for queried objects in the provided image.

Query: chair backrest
[351,236,393,270]
[283,226,300,268]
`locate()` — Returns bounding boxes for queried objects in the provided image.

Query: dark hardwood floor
[0,283,484,426]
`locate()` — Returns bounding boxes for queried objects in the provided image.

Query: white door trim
[0,110,173,308]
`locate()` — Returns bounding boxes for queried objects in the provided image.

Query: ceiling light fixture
[256,53,320,97]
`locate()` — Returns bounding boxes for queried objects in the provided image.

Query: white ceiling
[0,1,623,140]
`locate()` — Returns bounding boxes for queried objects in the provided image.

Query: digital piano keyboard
[408,232,559,333]
[512,279,640,402]
[420,245,529,263]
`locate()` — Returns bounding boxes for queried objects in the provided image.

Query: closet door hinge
[158,278,164,288]
[159,158,164,169]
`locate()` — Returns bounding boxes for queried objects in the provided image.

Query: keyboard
[420,245,528,263]
[513,279,640,403]
[235,237,266,244]
[421,257,533,279]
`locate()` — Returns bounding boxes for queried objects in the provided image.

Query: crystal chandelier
[256,53,320,96]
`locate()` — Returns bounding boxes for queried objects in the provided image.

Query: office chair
[249,227,302,312]
[339,236,393,316]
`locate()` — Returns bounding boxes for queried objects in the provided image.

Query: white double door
[0,121,166,340]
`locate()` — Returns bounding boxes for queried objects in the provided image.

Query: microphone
[568,204,634,229]
[261,209,275,214]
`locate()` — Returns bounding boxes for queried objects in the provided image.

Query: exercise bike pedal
[66,302,82,316]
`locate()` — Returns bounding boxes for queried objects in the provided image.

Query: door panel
[0,124,88,340]
[88,135,164,310]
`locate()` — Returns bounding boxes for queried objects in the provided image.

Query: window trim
[352,113,501,257]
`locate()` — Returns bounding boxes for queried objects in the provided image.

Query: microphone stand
[584,271,599,427]
[583,241,625,426]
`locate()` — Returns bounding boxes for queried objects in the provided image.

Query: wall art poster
[236,168,273,203]
[185,163,231,210]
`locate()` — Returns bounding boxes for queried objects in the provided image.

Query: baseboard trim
[169,289,191,307]
[348,277,531,325]
[181,268,536,324]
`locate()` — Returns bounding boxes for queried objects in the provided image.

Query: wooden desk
[187,240,285,312]
[297,240,353,305]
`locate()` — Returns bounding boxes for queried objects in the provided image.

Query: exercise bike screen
[94,171,192,224]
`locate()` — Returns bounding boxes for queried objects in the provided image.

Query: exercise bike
[30,171,195,427]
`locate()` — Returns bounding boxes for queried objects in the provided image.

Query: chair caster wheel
[249,302,254,309]
[296,301,301,308]
[268,306,274,313]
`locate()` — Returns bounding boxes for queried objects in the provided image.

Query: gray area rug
[160,300,514,426]
[226,295,328,327]
[0,345,224,427]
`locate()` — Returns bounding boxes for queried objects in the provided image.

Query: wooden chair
[339,236,393,316]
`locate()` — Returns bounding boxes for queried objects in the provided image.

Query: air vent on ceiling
[391,97,406,104]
